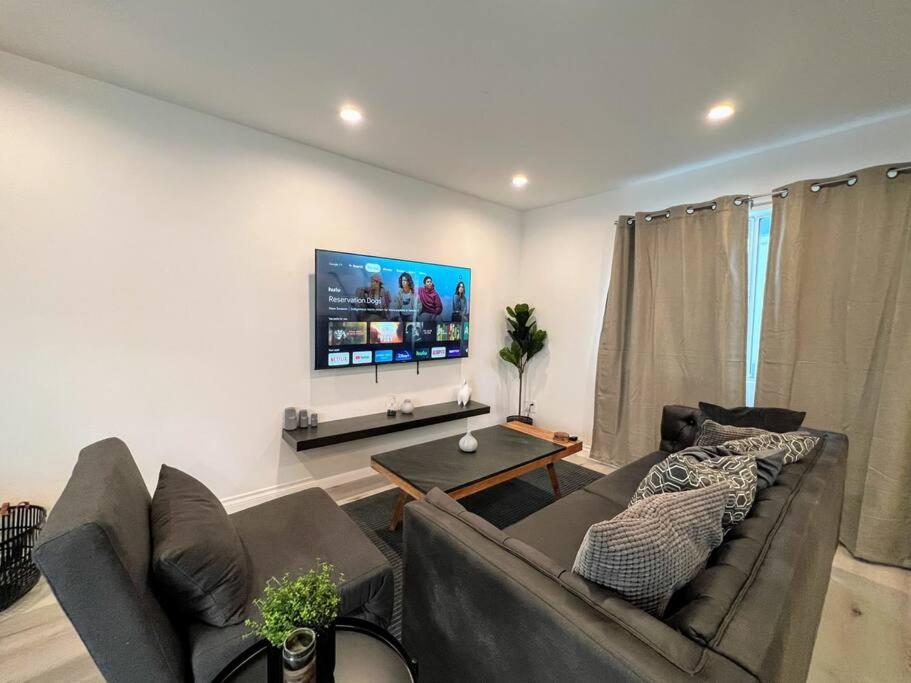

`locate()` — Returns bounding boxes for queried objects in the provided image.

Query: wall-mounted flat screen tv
[314,249,471,370]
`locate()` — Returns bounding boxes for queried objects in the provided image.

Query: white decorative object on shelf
[458,430,478,453]
[400,398,414,415]
[457,380,472,407]
[386,396,398,417]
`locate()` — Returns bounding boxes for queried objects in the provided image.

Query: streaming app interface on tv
[315,250,471,369]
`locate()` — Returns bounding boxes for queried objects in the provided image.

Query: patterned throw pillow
[722,430,820,465]
[695,419,771,447]
[573,483,728,616]
[631,451,758,528]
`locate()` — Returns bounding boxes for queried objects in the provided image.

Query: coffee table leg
[546,462,562,499]
[389,491,408,530]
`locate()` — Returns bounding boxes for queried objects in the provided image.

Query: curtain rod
[612,164,911,226]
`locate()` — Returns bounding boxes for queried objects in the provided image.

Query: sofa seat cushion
[186,488,394,683]
[504,489,625,568]
[583,450,668,508]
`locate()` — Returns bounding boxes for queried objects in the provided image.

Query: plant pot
[507,415,533,425]
[316,622,336,683]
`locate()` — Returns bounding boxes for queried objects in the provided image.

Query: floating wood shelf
[282,400,491,452]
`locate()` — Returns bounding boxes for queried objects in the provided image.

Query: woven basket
[0,502,46,611]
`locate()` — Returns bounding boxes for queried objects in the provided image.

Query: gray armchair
[34,438,393,682]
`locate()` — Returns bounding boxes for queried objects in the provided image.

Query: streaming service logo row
[327,345,461,367]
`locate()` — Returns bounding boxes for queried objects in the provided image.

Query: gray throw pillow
[573,483,728,616]
[695,419,771,447]
[697,401,806,433]
[151,465,252,626]
[722,430,820,465]
[753,447,787,490]
[631,451,758,528]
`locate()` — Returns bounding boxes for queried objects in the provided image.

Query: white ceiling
[2,1,911,210]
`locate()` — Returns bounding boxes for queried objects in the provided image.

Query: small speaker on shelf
[283,407,299,430]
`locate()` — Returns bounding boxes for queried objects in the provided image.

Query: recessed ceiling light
[339,105,363,124]
[707,103,735,122]
[512,174,529,188]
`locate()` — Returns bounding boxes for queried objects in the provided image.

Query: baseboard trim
[220,466,377,514]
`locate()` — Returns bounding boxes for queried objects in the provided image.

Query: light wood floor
[1,454,908,682]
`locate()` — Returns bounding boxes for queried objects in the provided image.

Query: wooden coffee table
[370,422,583,530]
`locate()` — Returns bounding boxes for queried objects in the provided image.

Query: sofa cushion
[631,452,758,529]
[697,401,806,433]
[505,489,625,568]
[572,483,729,616]
[186,488,393,683]
[722,430,820,465]
[583,450,667,508]
[151,465,252,627]
[675,444,786,491]
[695,419,772,447]
[753,447,787,490]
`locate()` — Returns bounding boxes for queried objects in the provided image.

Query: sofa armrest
[660,405,700,453]
[402,491,755,682]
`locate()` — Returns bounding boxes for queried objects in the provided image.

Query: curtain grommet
[811,184,821,192]
[711,202,717,210]
[686,207,694,215]
[645,215,652,222]
[847,176,858,186]
[887,168,899,179]
[665,211,671,219]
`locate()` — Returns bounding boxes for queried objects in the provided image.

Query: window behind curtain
[745,204,772,405]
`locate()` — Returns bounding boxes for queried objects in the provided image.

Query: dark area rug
[341,460,603,637]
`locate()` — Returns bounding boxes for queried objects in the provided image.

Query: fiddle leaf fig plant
[245,561,342,647]
[499,303,547,417]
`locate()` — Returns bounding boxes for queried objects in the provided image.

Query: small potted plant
[246,561,342,682]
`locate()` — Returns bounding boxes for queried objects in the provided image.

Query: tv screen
[314,249,471,370]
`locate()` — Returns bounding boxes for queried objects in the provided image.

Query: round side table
[214,618,417,683]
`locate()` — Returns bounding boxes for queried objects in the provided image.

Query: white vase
[458,430,478,453]
[400,398,414,414]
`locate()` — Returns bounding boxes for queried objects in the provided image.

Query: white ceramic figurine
[457,380,472,407]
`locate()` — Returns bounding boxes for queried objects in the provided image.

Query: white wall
[0,52,521,508]
[518,111,911,448]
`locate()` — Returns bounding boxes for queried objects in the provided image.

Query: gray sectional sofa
[402,405,847,682]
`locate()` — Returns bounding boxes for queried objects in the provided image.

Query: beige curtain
[756,163,911,568]
[592,197,749,465]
